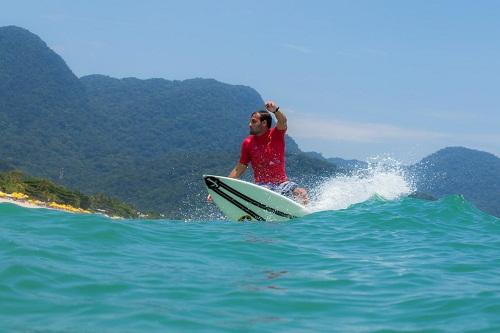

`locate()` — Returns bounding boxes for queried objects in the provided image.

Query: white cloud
[459,133,500,148]
[286,114,500,158]
[288,116,449,143]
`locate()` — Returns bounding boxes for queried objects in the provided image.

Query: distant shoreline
[0,194,119,217]
[0,197,127,220]
[0,197,46,210]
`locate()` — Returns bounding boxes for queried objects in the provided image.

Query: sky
[2,0,499,163]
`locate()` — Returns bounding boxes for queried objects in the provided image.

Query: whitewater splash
[308,156,414,212]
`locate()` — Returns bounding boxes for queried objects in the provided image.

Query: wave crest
[309,156,413,212]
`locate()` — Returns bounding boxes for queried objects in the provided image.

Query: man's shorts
[256,181,298,197]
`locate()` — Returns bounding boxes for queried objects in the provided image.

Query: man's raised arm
[265,100,287,131]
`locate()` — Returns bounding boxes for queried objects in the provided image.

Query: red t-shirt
[239,127,288,183]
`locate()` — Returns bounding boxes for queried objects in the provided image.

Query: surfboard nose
[203,175,219,189]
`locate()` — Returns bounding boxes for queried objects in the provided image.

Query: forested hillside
[0,26,336,217]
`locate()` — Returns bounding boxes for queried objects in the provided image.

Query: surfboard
[203,175,309,221]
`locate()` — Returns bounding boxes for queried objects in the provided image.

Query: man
[210,100,308,204]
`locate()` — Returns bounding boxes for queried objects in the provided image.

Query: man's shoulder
[242,135,255,144]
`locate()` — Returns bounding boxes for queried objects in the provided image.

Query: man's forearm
[228,163,247,178]
[274,109,287,130]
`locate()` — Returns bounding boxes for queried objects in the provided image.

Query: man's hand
[207,194,213,203]
[265,100,279,113]
[265,100,287,130]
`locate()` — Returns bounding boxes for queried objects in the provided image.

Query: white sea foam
[308,156,414,212]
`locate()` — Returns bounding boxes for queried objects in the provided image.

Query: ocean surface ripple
[1,195,500,332]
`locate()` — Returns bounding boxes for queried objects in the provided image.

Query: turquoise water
[1,196,500,332]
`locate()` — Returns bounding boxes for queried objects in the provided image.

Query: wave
[308,156,413,212]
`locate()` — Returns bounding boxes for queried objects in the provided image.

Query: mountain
[0,26,96,180]
[0,26,337,217]
[411,147,500,217]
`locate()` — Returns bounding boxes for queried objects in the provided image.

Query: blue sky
[2,0,499,162]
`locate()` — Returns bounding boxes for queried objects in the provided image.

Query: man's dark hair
[252,110,273,129]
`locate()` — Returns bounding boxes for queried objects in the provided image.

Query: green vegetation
[0,25,336,218]
[0,170,156,218]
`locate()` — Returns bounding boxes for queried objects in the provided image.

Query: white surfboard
[203,175,309,221]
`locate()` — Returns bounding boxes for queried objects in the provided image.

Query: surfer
[209,100,309,204]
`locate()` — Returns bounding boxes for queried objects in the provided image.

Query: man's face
[249,114,265,135]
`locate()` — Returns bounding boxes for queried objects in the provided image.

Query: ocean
[1,168,499,332]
